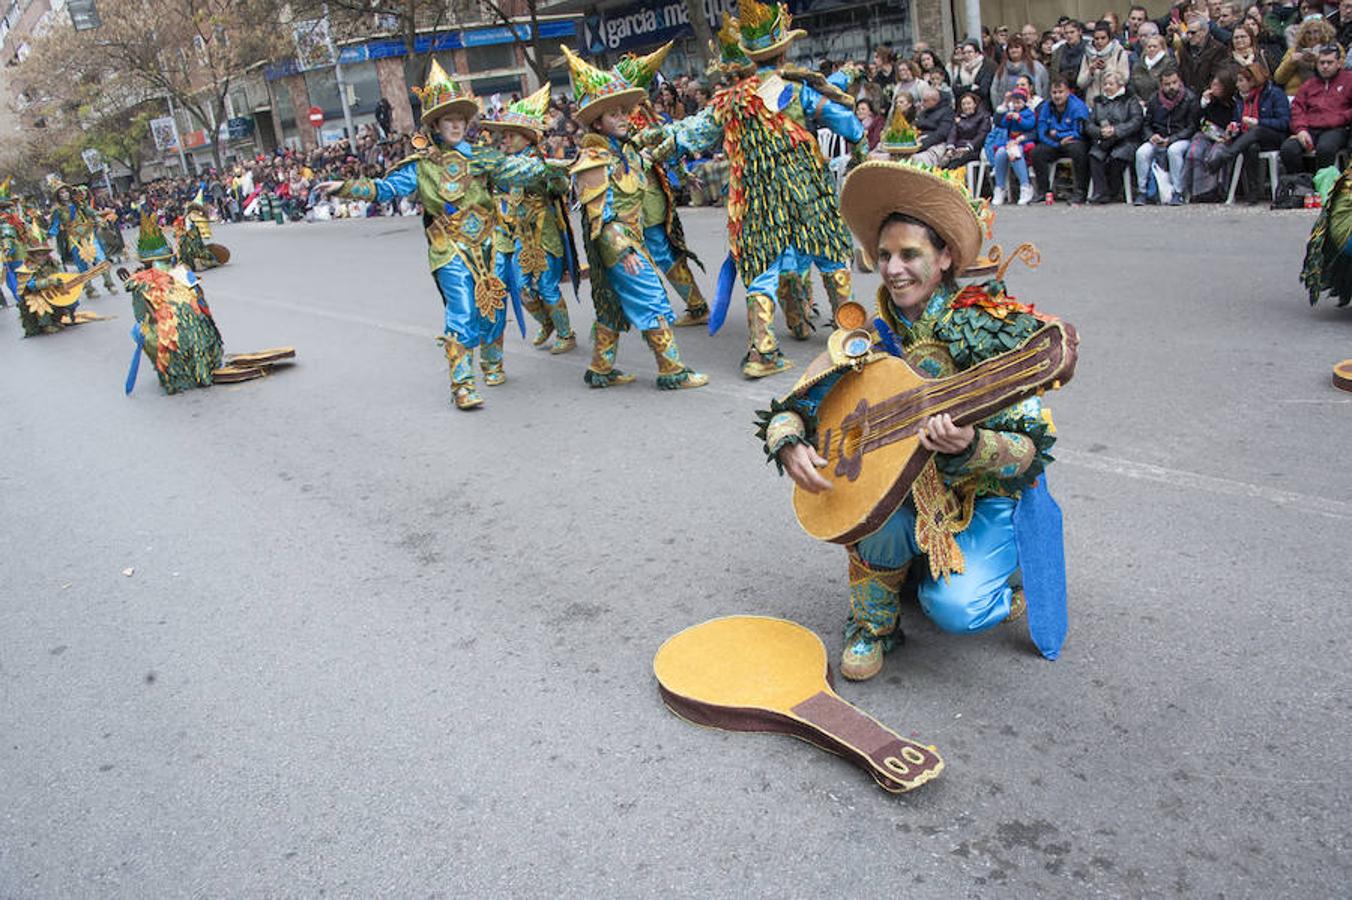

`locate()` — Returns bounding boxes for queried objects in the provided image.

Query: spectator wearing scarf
[1130,34,1174,99]
[1218,63,1291,201]
[990,37,1051,110]
[1078,24,1132,99]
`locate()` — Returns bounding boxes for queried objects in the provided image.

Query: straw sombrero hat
[840,161,982,275]
[479,84,551,140]
[737,0,807,62]
[561,45,646,126]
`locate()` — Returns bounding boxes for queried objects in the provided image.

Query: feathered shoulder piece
[937,283,1053,369]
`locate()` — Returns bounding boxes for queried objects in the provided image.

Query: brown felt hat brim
[840,161,982,274]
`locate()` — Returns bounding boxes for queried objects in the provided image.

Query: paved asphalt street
[2,204,1349,898]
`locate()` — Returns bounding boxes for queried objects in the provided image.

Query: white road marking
[215,285,1352,520]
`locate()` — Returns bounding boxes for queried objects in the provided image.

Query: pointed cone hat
[22,212,51,253]
[480,84,552,139]
[561,44,646,126]
[737,0,806,61]
[136,209,175,262]
[412,59,480,126]
[0,176,12,206]
[614,40,673,90]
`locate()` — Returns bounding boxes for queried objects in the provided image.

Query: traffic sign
[308,106,324,127]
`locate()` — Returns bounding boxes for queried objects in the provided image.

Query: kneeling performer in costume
[756,161,1077,680]
[562,46,708,391]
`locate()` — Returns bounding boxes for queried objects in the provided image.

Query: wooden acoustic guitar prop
[653,616,943,793]
[32,261,112,309]
[794,321,1078,544]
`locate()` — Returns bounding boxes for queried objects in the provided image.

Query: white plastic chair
[1226,149,1280,204]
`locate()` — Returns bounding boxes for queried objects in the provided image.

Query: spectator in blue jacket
[1215,61,1291,203]
[985,87,1039,204]
[1030,75,1091,203]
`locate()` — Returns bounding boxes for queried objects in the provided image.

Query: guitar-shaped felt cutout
[653,616,943,794]
[794,321,1079,544]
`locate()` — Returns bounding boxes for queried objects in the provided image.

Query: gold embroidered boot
[643,317,708,390]
[669,260,710,326]
[545,298,576,354]
[841,547,910,681]
[522,291,554,348]
[741,292,793,379]
[821,268,854,318]
[584,322,636,388]
[479,333,506,386]
[444,336,483,410]
[778,271,813,341]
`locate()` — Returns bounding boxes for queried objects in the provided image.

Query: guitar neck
[882,323,1072,433]
[62,261,110,291]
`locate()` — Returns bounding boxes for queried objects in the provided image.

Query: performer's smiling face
[596,109,631,138]
[435,114,468,145]
[876,219,952,316]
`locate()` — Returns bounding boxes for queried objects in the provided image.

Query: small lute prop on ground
[653,616,943,794]
[1334,360,1352,393]
[208,243,231,265]
[795,321,1078,544]
[34,261,112,309]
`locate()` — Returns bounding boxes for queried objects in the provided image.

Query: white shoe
[992,188,1005,206]
[1017,183,1034,205]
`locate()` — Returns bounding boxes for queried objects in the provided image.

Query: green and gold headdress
[614,40,673,90]
[736,0,806,62]
[136,209,175,262]
[0,176,13,206]
[479,84,552,140]
[561,44,646,126]
[710,13,754,74]
[411,60,480,126]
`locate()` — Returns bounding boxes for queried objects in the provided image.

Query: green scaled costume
[126,212,223,394]
[1301,161,1352,308]
[176,218,221,272]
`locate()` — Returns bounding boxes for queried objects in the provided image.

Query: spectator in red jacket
[1279,44,1352,175]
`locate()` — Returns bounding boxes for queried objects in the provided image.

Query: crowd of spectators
[79,4,1352,227]
[843,0,1352,205]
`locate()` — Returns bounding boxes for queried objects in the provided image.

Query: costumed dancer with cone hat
[560,46,708,391]
[123,211,294,394]
[0,177,24,308]
[756,161,1078,681]
[648,0,866,379]
[14,216,72,336]
[124,211,223,392]
[177,188,228,272]
[481,85,578,355]
[316,62,557,410]
[615,41,710,328]
[46,176,119,298]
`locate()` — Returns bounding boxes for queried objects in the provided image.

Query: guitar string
[823,358,1053,463]
[819,340,1056,462]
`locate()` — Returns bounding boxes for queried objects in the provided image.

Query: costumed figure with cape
[15,219,72,337]
[0,177,23,308]
[650,0,867,379]
[1301,160,1352,309]
[560,46,708,391]
[482,85,578,355]
[317,62,556,410]
[756,161,1077,680]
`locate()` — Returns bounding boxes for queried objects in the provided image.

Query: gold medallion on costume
[518,244,547,277]
[475,273,508,318]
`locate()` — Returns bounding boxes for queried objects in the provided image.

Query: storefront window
[466,43,515,71]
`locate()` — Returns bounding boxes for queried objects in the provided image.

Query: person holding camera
[1078,23,1131,100]
[1275,19,1338,95]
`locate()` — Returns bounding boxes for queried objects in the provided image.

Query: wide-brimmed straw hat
[561,45,646,126]
[413,60,480,127]
[479,84,551,140]
[840,160,982,274]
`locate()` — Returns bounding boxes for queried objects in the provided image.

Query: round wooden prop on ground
[1333,360,1352,393]
[208,243,231,265]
